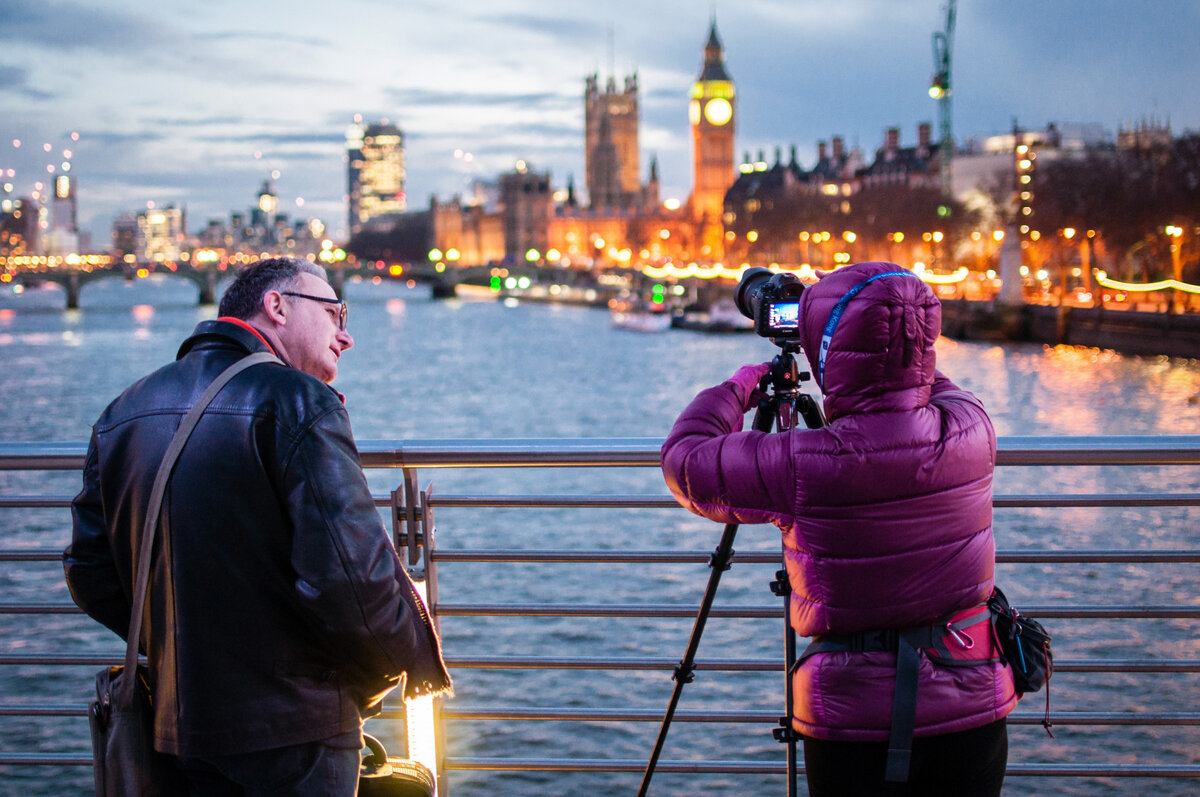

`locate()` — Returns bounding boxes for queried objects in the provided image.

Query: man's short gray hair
[218,257,329,320]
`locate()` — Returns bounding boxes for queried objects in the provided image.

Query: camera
[734,267,804,339]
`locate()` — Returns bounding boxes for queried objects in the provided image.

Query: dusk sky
[3,0,1198,242]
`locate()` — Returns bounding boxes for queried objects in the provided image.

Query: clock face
[688,100,701,126]
[704,97,732,126]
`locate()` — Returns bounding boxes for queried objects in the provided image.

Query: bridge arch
[6,271,228,310]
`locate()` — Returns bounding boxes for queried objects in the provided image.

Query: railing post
[420,483,449,797]
[393,467,422,566]
[392,467,446,794]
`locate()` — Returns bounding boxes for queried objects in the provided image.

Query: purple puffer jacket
[661,261,1016,741]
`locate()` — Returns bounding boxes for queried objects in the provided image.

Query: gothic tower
[689,20,736,256]
[585,73,641,209]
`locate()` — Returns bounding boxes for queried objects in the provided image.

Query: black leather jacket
[65,320,450,757]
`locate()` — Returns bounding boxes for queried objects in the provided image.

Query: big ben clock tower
[690,19,735,257]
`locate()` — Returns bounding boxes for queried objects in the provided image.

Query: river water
[0,275,1197,795]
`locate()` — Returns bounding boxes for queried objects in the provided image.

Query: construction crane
[929,0,956,196]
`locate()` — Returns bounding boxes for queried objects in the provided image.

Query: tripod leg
[641,397,780,795]
[638,521,739,796]
[771,562,801,797]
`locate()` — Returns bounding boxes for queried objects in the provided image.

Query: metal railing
[2,436,1199,794]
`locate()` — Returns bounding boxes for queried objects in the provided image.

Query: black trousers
[803,718,1008,797]
[176,737,361,796]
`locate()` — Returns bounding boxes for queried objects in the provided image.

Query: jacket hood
[798,261,941,420]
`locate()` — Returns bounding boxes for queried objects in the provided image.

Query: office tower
[689,19,736,227]
[135,205,184,263]
[347,119,407,236]
[250,180,278,243]
[585,73,640,209]
[41,175,81,255]
[51,175,77,233]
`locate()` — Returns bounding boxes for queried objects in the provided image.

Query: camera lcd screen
[766,301,800,332]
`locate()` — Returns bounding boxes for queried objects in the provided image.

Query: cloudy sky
[2,0,1197,242]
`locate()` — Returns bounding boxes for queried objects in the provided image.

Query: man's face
[274,272,354,383]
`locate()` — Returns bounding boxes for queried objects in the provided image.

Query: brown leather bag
[358,734,435,797]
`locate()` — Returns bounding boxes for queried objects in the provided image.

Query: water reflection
[0,278,1197,795]
[934,340,1200,437]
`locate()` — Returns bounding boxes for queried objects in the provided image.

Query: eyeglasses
[281,292,348,330]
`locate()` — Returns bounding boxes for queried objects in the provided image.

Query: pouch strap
[883,631,920,783]
[118,352,281,705]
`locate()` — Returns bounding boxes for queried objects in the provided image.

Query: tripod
[639,341,825,797]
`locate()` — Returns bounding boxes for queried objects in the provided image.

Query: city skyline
[2,0,1198,243]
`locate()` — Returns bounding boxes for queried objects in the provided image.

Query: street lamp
[1166,225,1183,279]
[1166,225,1184,313]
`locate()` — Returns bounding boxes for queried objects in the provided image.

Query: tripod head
[755,340,825,433]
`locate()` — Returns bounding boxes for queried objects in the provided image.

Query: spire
[699,18,731,81]
[705,18,722,57]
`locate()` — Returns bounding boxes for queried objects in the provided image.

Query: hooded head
[797,261,941,421]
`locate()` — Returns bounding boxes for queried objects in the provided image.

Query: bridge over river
[3,259,547,307]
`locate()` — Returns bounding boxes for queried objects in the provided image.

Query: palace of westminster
[349,20,1147,274]
[2,20,1170,274]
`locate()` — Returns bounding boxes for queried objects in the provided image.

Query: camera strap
[817,271,920,388]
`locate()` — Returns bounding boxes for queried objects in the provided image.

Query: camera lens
[734,267,774,321]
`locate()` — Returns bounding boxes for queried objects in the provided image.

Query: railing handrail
[4,435,1199,790]
[5,434,1200,470]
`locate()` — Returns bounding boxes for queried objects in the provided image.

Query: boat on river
[609,295,672,332]
[671,297,755,333]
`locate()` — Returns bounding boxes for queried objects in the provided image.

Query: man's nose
[337,329,354,351]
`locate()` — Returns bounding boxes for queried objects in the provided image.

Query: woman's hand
[727,362,772,411]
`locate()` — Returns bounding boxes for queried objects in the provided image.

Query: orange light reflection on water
[936,338,1200,436]
[1026,345,1200,435]
[131,304,154,322]
[386,298,406,315]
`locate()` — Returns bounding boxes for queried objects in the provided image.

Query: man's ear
[260,290,288,327]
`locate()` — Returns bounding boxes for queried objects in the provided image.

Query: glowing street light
[1166,225,1184,310]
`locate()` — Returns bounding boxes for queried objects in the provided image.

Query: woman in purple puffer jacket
[661,261,1016,796]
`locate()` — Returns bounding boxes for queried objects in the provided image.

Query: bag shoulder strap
[118,352,281,703]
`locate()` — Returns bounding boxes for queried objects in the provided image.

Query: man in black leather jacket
[65,257,450,794]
